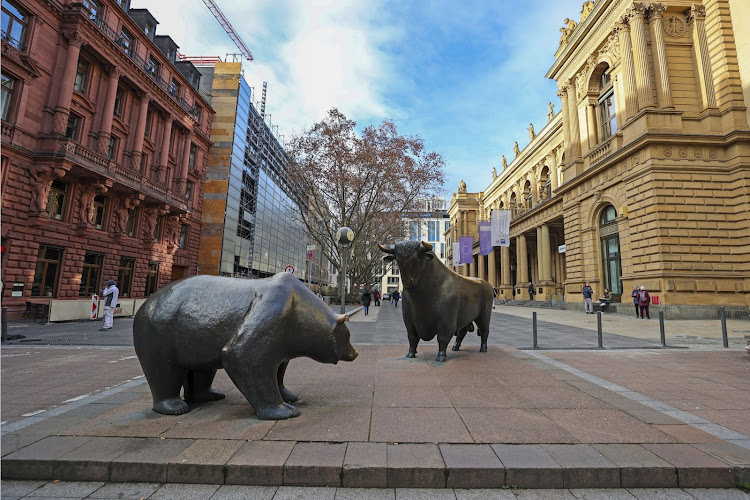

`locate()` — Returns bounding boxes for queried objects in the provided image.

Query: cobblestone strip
[523,350,750,451]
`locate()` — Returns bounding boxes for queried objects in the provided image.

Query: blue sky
[133,0,586,197]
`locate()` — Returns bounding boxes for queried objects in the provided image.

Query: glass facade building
[197,61,305,278]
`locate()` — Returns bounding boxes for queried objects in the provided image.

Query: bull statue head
[378,241,435,289]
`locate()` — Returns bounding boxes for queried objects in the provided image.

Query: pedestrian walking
[582,282,594,314]
[374,290,380,306]
[393,290,400,308]
[637,286,651,319]
[631,285,639,317]
[528,283,535,301]
[100,279,119,331]
[492,286,498,309]
[362,289,372,316]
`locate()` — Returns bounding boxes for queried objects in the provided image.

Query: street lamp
[337,226,354,314]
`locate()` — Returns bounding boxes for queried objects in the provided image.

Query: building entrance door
[599,206,622,295]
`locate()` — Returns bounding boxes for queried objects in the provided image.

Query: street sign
[306,245,316,251]
[558,244,566,253]
[91,294,99,319]
[307,250,314,261]
[285,265,295,274]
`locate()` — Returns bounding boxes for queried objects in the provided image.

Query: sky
[131,0,587,198]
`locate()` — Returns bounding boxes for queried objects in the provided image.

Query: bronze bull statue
[379,240,494,361]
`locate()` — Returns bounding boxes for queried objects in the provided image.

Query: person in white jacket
[100,279,119,331]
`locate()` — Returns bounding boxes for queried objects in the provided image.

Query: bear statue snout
[342,345,359,361]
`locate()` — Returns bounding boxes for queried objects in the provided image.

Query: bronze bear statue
[133,273,358,420]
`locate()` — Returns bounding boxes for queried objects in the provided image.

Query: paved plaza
[1,303,749,498]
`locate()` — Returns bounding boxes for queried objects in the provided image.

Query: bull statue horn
[335,314,347,324]
[421,241,433,252]
[378,243,395,254]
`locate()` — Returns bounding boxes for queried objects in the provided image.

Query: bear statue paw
[153,398,190,415]
[451,344,461,351]
[479,344,488,352]
[257,403,300,420]
[185,388,225,404]
[436,353,447,362]
[405,351,417,358]
[280,386,299,403]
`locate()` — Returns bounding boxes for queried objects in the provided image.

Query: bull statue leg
[406,324,420,358]
[477,309,492,352]
[277,360,298,403]
[437,336,450,362]
[184,368,225,405]
[452,323,474,351]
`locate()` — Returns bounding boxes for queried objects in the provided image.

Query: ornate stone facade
[1,0,213,320]
[448,0,750,318]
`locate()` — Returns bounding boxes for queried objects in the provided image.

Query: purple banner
[459,236,473,265]
[478,222,491,256]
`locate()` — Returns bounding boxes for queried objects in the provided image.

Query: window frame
[106,135,119,160]
[1,1,29,50]
[79,251,104,297]
[31,245,64,297]
[73,58,89,93]
[118,28,133,55]
[598,71,617,141]
[147,55,160,79]
[1,72,17,122]
[81,0,100,21]
[145,261,160,296]
[117,257,135,298]
[179,224,187,249]
[47,179,69,221]
[113,87,124,117]
[125,207,137,237]
[65,113,82,142]
[91,194,107,230]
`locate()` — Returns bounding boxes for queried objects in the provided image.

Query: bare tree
[286,108,445,293]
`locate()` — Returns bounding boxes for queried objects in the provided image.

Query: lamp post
[337,227,354,314]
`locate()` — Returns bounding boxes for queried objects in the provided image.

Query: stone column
[158,115,174,181]
[586,100,598,149]
[469,256,476,278]
[567,79,581,158]
[558,87,572,160]
[628,4,656,109]
[518,233,528,285]
[478,254,486,281]
[649,3,673,108]
[488,249,497,287]
[131,92,151,173]
[177,131,194,193]
[615,21,639,119]
[541,224,552,282]
[52,34,85,135]
[536,227,543,284]
[688,4,717,109]
[96,67,121,154]
[547,153,558,193]
[501,246,511,287]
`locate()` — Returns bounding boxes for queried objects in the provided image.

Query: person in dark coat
[528,283,535,301]
[392,289,400,308]
[631,285,639,317]
[362,290,372,315]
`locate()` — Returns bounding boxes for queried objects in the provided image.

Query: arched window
[598,71,617,140]
[523,180,532,210]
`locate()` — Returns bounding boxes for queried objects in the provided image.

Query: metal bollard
[720,306,728,348]
[1,307,7,342]
[659,311,666,347]
[532,311,538,349]
[597,311,603,348]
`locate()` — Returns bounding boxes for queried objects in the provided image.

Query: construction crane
[201,0,254,61]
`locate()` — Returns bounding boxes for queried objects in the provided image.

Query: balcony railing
[587,133,622,165]
[87,16,202,120]
[1,30,26,51]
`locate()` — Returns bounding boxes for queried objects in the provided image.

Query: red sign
[652,295,659,305]
[285,265,295,274]
[91,294,99,319]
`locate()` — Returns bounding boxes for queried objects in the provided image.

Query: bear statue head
[332,314,359,362]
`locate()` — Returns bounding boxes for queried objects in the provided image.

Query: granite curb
[2,438,746,489]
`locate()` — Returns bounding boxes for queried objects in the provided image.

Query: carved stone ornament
[580,1,595,23]
[559,18,578,46]
[663,15,686,37]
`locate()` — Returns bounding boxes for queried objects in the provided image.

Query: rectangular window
[106,136,118,160]
[1,1,28,50]
[144,22,153,38]
[599,90,617,140]
[147,55,159,78]
[191,105,202,122]
[113,88,124,117]
[91,194,107,229]
[409,221,421,241]
[32,246,63,297]
[144,110,152,137]
[82,0,99,20]
[185,180,193,201]
[153,215,163,241]
[145,261,160,296]
[188,143,196,168]
[125,208,137,237]
[179,224,187,249]
[47,179,68,220]
[427,221,439,242]
[169,78,180,98]
[444,220,450,233]
[73,59,89,92]
[1,73,15,121]
[117,257,135,298]
[118,29,133,55]
[79,252,104,296]
[65,113,81,141]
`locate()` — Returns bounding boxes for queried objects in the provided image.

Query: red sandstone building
[1,0,213,320]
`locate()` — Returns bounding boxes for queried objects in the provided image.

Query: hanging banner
[459,236,473,264]
[478,222,492,256]
[452,242,461,265]
[491,210,511,247]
